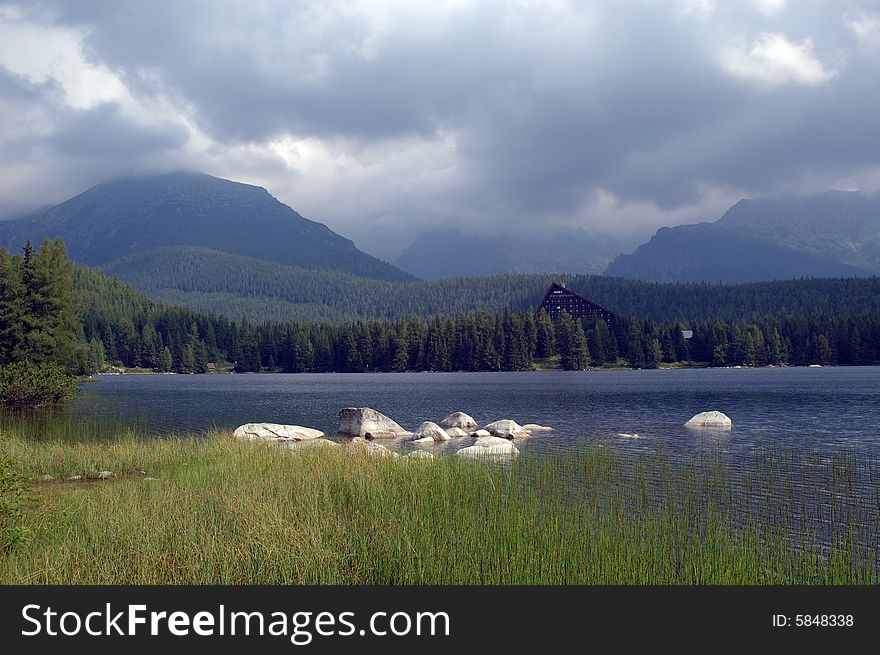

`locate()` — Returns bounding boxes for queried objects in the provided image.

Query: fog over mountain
[2,1,880,261]
[606,191,880,282]
[395,227,626,280]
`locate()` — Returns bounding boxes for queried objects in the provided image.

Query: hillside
[605,191,880,283]
[97,245,880,323]
[0,172,412,282]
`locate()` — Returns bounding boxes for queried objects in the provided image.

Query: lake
[63,366,880,459]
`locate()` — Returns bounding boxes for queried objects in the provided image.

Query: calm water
[65,367,880,458]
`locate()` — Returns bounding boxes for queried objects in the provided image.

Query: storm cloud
[1,0,879,257]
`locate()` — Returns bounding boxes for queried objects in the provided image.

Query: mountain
[0,171,413,282]
[394,227,623,279]
[605,223,869,283]
[715,191,880,271]
[605,191,880,283]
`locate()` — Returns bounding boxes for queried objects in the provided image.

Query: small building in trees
[538,282,616,324]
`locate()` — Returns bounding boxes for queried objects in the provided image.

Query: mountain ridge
[605,191,880,283]
[0,171,414,282]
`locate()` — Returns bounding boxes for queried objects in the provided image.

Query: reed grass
[0,422,877,584]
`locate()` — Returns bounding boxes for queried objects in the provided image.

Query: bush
[0,455,32,551]
[0,361,78,408]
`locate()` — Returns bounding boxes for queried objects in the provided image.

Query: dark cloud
[3,1,880,253]
[50,102,188,157]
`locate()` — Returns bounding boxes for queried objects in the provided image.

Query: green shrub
[0,361,78,408]
[0,455,32,551]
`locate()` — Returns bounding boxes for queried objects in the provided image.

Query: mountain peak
[0,173,413,282]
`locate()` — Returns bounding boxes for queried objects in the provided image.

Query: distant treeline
[3,241,879,383]
[81,276,880,372]
[104,245,880,324]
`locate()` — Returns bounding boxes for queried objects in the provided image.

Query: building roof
[538,282,616,317]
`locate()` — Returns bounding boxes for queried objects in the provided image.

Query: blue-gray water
[70,367,880,458]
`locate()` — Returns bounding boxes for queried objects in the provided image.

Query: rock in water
[474,436,514,448]
[439,411,478,430]
[455,441,519,459]
[338,407,411,439]
[484,419,529,439]
[234,423,325,442]
[523,424,553,432]
[411,421,451,443]
[445,427,470,438]
[470,429,492,438]
[684,411,732,429]
[348,436,400,458]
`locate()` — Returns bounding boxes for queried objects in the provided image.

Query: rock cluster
[236,407,554,461]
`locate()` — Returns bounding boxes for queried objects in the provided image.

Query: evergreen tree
[0,249,24,365]
[535,310,555,358]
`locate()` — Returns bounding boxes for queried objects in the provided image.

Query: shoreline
[1,429,877,585]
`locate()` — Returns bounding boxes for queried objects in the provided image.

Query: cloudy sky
[1,0,879,258]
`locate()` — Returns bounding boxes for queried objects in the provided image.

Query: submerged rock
[411,421,451,443]
[348,436,400,458]
[439,411,478,430]
[616,433,642,439]
[523,424,553,432]
[338,407,411,439]
[455,441,519,459]
[484,419,529,440]
[474,435,514,448]
[684,411,732,429]
[233,423,325,442]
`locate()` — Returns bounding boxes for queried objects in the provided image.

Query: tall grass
[0,425,877,584]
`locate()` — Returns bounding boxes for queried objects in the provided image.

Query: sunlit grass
[0,423,877,584]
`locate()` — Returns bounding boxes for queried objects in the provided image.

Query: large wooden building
[538,282,616,324]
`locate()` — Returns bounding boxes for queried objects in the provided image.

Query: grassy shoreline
[1,426,878,584]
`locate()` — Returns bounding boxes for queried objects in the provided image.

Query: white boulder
[523,424,553,432]
[234,423,325,442]
[337,407,411,439]
[474,436,515,448]
[412,421,451,443]
[348,436,400,458]
[439,411,478,430]
[684,411,732,429]
[470,429,491,439]
[455,441,519,459]
[445,427,470,438]
[484,419,529,440]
